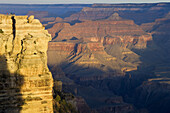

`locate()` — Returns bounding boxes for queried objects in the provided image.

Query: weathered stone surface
[0,14,53,113]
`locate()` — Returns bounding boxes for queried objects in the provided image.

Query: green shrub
[53,91,77,113]
[55,95,61,102]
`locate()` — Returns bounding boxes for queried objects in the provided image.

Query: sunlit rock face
[0,14,53,113]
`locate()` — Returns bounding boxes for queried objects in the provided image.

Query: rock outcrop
[0,14,53,113]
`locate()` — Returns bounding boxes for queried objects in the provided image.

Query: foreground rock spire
[0,14,53,113]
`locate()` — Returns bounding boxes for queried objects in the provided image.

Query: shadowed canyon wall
[0,14,53,113]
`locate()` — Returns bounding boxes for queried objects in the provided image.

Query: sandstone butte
[0,14,53,113]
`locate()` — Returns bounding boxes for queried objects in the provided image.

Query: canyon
[46,3,170,113]
[0,2,170,113]
[47,13,152,80]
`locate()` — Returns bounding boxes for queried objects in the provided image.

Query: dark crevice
[53,30,62,40]
[10,16,16,56]
[74,43,78,53]
[11,16,16,39]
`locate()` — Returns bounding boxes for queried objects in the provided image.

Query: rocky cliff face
[0,14,53,113]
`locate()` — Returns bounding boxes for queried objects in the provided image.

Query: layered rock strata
[47,13,150,81]
[50,13,152,49]
[47,40,140,81]
[0,14,53,113]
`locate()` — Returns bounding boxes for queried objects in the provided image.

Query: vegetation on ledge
[53,80,78,113]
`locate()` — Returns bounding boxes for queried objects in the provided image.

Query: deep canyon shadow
[124,31,170,113]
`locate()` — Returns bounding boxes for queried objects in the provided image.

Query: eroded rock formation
[49,13,152,49]
[0,14,53,113]
[47,13,151,81]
